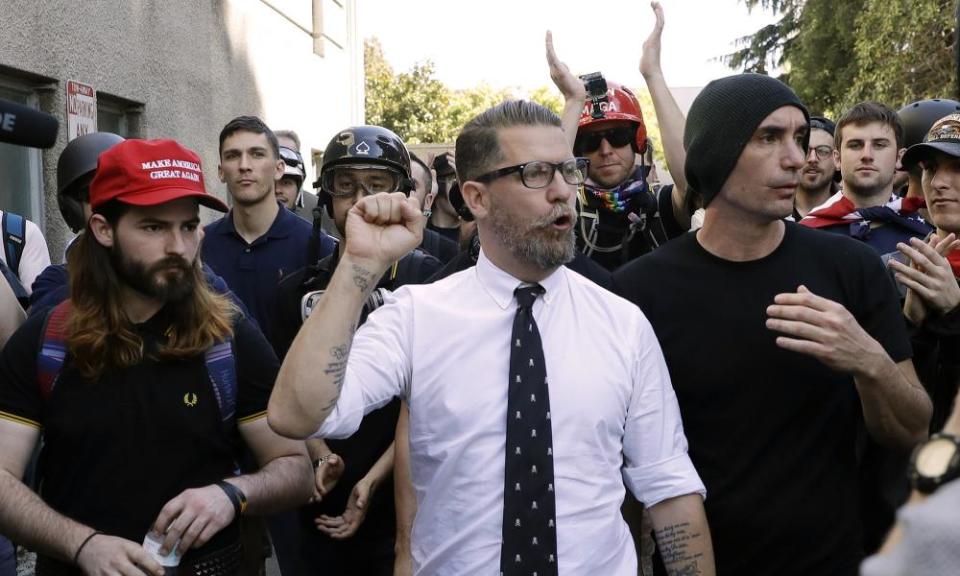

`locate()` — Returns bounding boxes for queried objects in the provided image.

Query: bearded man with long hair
[0,139,312,576]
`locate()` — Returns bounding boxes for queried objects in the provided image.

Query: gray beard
[487,203,576,270]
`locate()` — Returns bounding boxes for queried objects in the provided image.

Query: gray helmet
[56,132,125,232]
[898,99,960,149]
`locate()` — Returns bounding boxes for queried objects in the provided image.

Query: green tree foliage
[722,0,801,75]
[365,37,579,144]
[364,38,454,144]
[726,0,957,117]
[528,86,564,115]
[847,0,956,111]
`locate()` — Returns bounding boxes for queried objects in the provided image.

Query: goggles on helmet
[321,164,407,198]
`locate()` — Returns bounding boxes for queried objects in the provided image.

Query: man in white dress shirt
[268,100,714,576]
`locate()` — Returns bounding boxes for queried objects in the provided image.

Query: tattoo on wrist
[654,522,704,575]
[351,264,375,292]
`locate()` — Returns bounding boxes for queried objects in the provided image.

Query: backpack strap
[2,212,26,276]
[35,300,238,431]
[205,337,237,427]
[37,301,72,401]
[0,259,28,308]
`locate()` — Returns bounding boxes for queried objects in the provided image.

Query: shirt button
[244,248,251,253]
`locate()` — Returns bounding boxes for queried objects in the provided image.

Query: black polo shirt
[202,204,335,349]
[0,309,279,560]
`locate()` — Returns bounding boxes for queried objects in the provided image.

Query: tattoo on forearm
[655,522,704,576]
[320,326,356,414]
[324,343,350,393]
[351,264,375,292]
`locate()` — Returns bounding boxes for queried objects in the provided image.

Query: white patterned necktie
[500,284,558,575]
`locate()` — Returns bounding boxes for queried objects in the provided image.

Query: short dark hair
[836,102,904,149]
[455,100,561,183]
[409,153,433,194]
[219,115,280,159]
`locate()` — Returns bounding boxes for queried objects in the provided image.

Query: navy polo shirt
[202,204,334,348]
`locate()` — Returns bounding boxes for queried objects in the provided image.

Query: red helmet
[577,82,648,153]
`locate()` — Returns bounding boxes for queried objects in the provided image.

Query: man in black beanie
[613,73,930,576]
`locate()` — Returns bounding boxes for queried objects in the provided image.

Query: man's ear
[217,163,226,184]
[460,181,489,220]
[896,147,906,171]
[88,214,115,248]
[274,158,285,180]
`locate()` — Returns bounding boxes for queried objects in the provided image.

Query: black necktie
[501,284,558,575]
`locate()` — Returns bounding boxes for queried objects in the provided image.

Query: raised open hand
[546,31,586,102]
[640,2,666,79]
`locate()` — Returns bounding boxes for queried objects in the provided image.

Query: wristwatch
[908,433,960,494]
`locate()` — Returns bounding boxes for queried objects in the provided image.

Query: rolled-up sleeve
[312,287,413,439]
[621,317,706,507]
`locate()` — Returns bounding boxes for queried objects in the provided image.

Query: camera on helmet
[580,72,609,120]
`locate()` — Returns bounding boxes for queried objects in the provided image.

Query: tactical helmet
[56,132,125,232]
[577,81,648,154]
[316,126,413,216]
[279,146,306,189]
[898,99,960,149]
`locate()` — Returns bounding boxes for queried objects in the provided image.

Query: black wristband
[216,480,248,518]
[73,530,101,565]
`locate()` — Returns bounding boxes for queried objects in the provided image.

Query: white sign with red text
[66,80,97,140]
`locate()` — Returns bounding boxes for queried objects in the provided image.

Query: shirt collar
[475,249,564,310]
[219,202,294,242]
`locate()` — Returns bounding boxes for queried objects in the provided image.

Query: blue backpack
[37,301,238,429]
[1,212,28,306]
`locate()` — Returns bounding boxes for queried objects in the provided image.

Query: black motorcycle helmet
[57,132,125,232]
[315,126,414,217]
[898,99,960,150]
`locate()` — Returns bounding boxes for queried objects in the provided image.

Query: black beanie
[684,73,809,206]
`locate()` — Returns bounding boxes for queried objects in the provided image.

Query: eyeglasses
[321,164,407,198]
[474,158,589,189]
[807,145,834,160]
[574,126,636,155]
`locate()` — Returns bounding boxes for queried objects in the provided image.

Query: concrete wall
[0,0,362,259]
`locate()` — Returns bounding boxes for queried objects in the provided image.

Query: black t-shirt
[0,309,277,559]
[418,227,459,264]
[612,223,912,576]
[426,221,460,243]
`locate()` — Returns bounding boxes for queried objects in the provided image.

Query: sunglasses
[574,126,636,155]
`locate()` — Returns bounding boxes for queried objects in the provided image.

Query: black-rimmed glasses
[807,145,833,160]
[474,157,589,189]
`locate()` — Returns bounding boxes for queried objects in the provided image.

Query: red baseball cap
[89,138,228,212]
